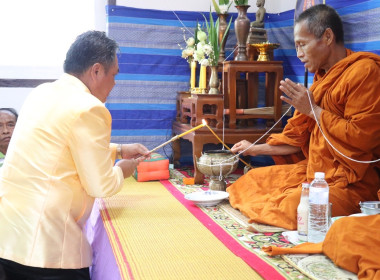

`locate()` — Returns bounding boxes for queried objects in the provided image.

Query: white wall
[0,0,295,112]
[0,0,106,112]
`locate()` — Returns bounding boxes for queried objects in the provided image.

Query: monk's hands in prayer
[231,140,256,156]
[279,78,322,121]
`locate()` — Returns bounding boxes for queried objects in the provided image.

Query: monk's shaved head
[296,4,344,44]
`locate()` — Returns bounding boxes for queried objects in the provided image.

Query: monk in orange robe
[228,4,380,230]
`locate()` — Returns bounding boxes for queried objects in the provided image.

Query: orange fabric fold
[323,215,380,280]
[262,215,380,279]
[227,50,380,230]
[262,242,322,256]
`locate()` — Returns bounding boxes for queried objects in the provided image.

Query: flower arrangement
[193,25,213,67]
[180,11,232,67]
[202,11,232,66]
[179,23,200,64]
[211,0,233,14]
[234,0,249,5]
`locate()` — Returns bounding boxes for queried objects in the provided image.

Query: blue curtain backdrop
[106,0,380,159]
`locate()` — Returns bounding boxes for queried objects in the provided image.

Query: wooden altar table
[222,60,284,129]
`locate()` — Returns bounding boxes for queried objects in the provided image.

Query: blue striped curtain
[106,0,380,159]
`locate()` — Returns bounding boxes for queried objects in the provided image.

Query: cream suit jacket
[0,74,124,269]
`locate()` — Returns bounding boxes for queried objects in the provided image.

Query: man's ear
[323,28,334,46]
[90,63,103,80]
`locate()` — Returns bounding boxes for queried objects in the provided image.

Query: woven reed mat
[98,177,262,280]
[169,168,358,280]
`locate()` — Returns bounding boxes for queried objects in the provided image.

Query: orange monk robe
[227,50,380,229]
[323,215,380,280]
[262,216,380,279]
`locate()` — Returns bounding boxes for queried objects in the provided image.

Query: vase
[217,13,230,64]
[208,66,220,95]
[234,5,250,61]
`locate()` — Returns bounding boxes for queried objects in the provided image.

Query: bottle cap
[314,172,325,179]
[302,182,310,188]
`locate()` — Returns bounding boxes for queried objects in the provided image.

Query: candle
[177,123,205,138]
[149,136,178,153]
[190,61,196,89]
[204,124,253,169]
[199,65,207,89]
[198,66,203,89]
[147,122,206,154]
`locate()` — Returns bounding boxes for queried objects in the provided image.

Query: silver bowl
[359,201,380,215]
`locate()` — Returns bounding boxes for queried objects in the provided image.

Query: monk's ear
[323,28,334,46]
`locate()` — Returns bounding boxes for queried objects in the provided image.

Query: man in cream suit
[0,31,149,280]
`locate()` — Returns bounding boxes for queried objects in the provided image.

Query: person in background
[0,31,149,280]
[228,4,380,229]
[0,108,18,168]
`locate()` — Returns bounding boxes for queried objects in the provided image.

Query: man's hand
[115,159,139,178]
[231,140,256,156]
[121,143,150,160]
[279,78,322,121]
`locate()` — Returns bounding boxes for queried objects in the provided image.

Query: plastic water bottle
[308,172,329,243]
[297,182,309,242]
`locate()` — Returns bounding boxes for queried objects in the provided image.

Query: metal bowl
[196,150,238,177]
[195,150,239,191]
[359,201,380,215]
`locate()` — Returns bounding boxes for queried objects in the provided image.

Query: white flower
[197,30,207,42]
[219,4,229,14]
[182,47,194,59]
[186,37,195,47]
[203,44,213,56]
[194,48,205,62]
[200,59,210,66]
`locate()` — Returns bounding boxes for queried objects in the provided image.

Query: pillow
[133,153,170,182]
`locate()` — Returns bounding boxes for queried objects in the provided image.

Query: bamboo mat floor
[95,168,357,280]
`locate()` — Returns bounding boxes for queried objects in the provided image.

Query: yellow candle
[198,65,203,89]
[177,123,205,138]
[199,65,207,89]
[190,61,196,89]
